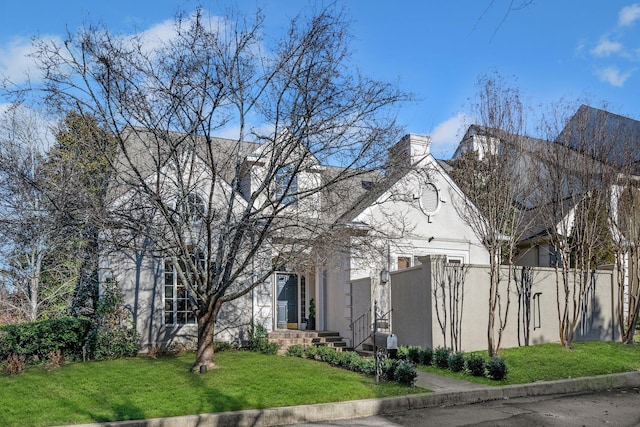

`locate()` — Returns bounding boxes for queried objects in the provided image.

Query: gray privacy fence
[391,255,619,352]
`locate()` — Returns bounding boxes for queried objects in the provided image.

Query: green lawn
[3,342,639,426]
[0,351,421,427]
[419,341,640,386]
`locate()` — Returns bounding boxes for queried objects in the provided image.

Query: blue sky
[1,1,639,158]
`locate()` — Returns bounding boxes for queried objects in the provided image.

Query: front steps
[268,330,350,354]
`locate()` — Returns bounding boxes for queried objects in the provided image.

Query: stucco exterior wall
[323,249,353,341]
[388,265,433,349]
[102,248,259,350]
[391,257,619,352]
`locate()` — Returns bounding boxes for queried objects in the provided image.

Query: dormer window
[275,165,297,206]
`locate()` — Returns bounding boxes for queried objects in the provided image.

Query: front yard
[0,350,420,427]
[2,341,640,426]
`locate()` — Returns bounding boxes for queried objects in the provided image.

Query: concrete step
[268,330,349,354]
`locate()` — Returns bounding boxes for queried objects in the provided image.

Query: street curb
[62,371,640,427]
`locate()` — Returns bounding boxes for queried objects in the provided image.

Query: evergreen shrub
[448,351,465,372]
[486,356,508,380]
[465,354,486,377]
[433,346,451,369]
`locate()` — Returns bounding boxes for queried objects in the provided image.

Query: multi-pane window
[275,165,297,206]
[178,193,205,223]
[164,258,200,325]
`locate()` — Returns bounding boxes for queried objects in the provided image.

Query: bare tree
[432,256,468,352]
[514,265,533,346]
[534,103,616,348]
[606,115,640,344]
[450,73,536,356]
[0,106,78,321]
[22,7,407,370]
[612,184,640,343]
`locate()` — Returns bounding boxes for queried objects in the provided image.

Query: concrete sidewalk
[63,370,640,427]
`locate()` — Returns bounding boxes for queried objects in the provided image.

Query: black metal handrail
[349,309,371,350]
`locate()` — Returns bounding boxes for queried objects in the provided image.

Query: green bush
[247,322,279,355]
[316,345,338,364]
[0,317,92,363]
[381,358,398,381]
[486,356,508,380]
[448,351,465,372]
[394,360,417,386]
[291,346,410,385]
[433,346,451,369]
[305,345,318,359]
[342,351,362,371]
[407,346,422,364]
[286,344,305,357]
[90,325,139,360]
[356,357,376,376]
[88,281,139,360]
[396,345,410,360]
[419,347,433,365]
[465,354,486,377]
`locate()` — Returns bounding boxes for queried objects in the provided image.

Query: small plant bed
[396,345,507,382]
[417,341,640,386]
[0,350,420,427]
[286,345,419,386]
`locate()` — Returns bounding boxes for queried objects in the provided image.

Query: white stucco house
[101,104,639,353]
[100,129,490,351]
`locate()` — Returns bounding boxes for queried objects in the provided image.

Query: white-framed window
[164,254,203,326]
[414,254,466,265]
[275,165,298,206]
[178,192,205,223]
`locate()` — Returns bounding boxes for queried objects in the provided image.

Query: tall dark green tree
[44,112,117,314]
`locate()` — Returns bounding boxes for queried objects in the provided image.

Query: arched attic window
[419,182,440,215]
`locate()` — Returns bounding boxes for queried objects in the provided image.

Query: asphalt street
[299,387,640,426]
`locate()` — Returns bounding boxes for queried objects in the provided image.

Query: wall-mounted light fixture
[380,269,390,285]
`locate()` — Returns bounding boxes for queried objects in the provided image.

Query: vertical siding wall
[391,257,619,352]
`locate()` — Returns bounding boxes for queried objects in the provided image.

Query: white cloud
[595,66,633,87]
[0,10,226,87]
[591,38,623,57]
[618,4,640,27]
[0,36,45,85]
[429,112,468,159]
[132,11,226,55]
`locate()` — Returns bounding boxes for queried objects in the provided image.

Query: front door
[276,273,298,329]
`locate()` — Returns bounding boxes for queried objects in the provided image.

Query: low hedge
[0,317,92,363]
[396,345,507,381]
[286,345,416,385]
